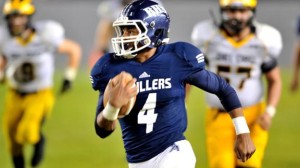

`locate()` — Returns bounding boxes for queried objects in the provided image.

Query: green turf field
[0,69,299,168]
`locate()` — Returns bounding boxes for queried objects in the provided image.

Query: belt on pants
[11,89,38,97]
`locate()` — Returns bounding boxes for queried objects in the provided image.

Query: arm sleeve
[187,68,242,111]
[261,56,278,73]
[90,56,115,138]
[94,92,114,138]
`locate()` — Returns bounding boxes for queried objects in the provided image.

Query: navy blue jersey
[90,41,241,163]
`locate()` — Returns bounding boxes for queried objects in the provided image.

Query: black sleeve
[94,121,114,139]
[187,68,242,111]
[94,93,114,138]
[261,56,278,73]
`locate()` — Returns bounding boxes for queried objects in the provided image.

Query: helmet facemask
[112,18,151,59]
[220,7,255,36]
[5,14,32,37]
[219,0,256,36]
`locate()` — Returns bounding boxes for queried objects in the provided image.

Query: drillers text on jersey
[136,78,171,93]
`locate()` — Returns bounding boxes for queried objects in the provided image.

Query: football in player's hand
[103,72,137,118]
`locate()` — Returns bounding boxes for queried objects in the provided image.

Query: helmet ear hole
[154,29,163,36]
[154,29,163,46]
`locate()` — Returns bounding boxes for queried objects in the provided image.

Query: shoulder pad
[35,20,65,46]
[0,25,10,49]
[255,21,282,58]
[172,42,205,70]
[191,20,218,49]
[90,53,113,91]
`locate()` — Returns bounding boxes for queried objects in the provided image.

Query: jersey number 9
[14,62,35,83]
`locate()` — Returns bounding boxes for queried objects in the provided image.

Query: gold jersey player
[0,0,81,167]
[191,0,282,167]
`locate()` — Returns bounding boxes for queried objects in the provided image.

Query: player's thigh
[22,89,54,121]
[128,140,196,168]
[3,90,23,138]
[158,140,196,168]
[2,90,25,153]
[17,89,54,143]
[205,108,236,168]
[237,123,268,168]
[237,102,268,168]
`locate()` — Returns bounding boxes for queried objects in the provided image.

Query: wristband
[232,116,250,135]
[102,103,120,121]
[64,67,77,81]
[266,105,276,118]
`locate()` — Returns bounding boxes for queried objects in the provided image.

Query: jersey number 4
[138,93,158,134]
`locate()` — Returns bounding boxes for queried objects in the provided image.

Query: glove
[60,79,72,94]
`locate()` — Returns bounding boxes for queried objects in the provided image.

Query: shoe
[31,135,45,167]
[12,154,25,168]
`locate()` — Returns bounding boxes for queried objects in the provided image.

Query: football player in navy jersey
[90,0,255,167]
[291,16,300,91]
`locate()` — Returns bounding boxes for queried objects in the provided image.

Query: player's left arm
[257,24,283,129]
[258,64,282,130]
[94,93,118,138]
[0,54,7,83]
[290,18,300,91]
[41,21,82,93]
[188,68,256,162]
[57,39,82,94]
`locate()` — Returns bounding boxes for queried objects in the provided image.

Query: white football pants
[128,140,196,168]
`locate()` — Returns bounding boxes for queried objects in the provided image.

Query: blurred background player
[0,0,81,167]
[90,0,255,167]
[290,16,300,91]
[88,0,134,68]
[191,0,282,167]
[88,0,163,69]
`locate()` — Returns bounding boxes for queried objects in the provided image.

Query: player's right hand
[234,133,256,162]
[108,71,138,109]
